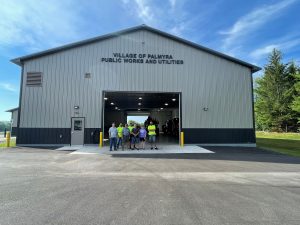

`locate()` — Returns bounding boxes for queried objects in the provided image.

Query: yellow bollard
[6,131,11,148]
[99,131,103,148]
[180,131,184,147]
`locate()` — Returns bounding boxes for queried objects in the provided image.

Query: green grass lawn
[256,131,300,157]
[0,139,16,148]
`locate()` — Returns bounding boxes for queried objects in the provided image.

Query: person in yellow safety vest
[128,123,134,132]
[116,123,123,150]
[128,123,134,149]
[148,121,158,150]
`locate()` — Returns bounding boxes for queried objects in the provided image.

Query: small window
[74,120,82,131]
[26,72,42,86]
[84,73,91,79]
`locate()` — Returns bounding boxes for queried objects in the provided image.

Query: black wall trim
[11,127,17,136]
[84,128,101,144]
[182,128,255,144]
[16,128,71,145]
[16,128,255,145]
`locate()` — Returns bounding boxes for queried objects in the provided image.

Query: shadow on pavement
[111,146,300,164]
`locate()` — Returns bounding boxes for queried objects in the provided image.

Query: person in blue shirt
[122,124,130,150]
[139,125,147,150]
[108,123,118,151]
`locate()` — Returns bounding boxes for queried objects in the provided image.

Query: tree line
[0,121,11,132]
[255,49,300,132]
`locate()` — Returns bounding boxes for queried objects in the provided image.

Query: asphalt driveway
[0,146,299,225]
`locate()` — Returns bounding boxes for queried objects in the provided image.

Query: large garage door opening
[103,92,181,146]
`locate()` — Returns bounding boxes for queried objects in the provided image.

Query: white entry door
[71,117,84,145]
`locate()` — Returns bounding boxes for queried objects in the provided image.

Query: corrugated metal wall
[12,110,18,127]
[20,30,253,129]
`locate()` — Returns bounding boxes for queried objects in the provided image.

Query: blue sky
[0,0,300,121]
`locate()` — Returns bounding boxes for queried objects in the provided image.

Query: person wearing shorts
[122,124,130,150]
[139,125,147,150]
[148,121,158,150]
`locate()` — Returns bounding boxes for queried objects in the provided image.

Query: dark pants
[110,137,117,150]
[117,137,123,149]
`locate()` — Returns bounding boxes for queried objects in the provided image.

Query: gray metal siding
[20,30,253,129]
[11,110,18,127]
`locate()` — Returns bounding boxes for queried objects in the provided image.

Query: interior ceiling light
[160,108,163,110]
[104,97,108,100]
[165,103,168,106]
[172,98,176,101]
[138,97,142,100]
[115,107,118,109]
[110,102,114,105]
[138,103,142,105]
[138,109,141,111]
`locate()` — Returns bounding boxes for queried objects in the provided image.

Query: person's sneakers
[109,149,112,151]
[151,147,153,150]
[155,147,158,150]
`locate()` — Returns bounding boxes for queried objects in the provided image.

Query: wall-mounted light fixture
[74,106,79,110]
[203,107,209,111]
[84,73,91,78]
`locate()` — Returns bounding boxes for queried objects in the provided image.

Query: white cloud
[122,0,192,37]
[0,0,83,52]
[250,38,300,59]
[169,22,186,36]
[169,0,176,10]
[0,82,17,92]
[133,0,155,24]
[250,45,279,58]
[220,0,297,50]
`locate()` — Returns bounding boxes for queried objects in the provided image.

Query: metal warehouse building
[11,25,260,146]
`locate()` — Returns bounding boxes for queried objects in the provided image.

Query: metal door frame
[70,117,85,145]
[102,91,182,145]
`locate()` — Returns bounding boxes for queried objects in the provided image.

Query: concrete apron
[55,145,214,155]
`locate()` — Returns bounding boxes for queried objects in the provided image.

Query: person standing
[128,123,134,149]
[148,121,158,150]
[122,124,130,150]
[131,124,140,150]
[117,123,124,149]
[108,122,118,151]
[139,125,147,150]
